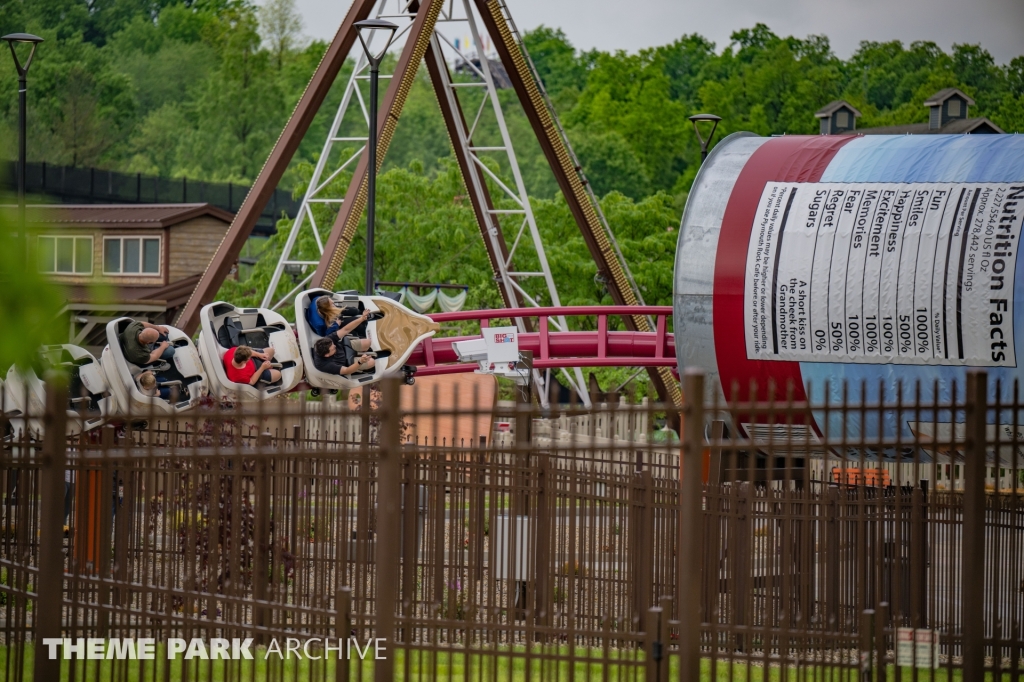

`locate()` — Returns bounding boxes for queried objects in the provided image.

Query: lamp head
[2,33,43,77]
[354,19,398,65]
[688,113,722,153]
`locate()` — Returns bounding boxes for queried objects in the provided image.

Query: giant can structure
[674,133,1024,438]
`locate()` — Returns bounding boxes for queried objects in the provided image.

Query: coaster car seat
[198,302,303,401]
[294,288,439,391]
[100,318,208,416]
[3,344,117,437]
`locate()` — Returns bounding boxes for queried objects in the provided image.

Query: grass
[0,643,1008,681]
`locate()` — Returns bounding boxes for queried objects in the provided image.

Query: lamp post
[2,33,43,229]
[354,19,397,296]
[688,113,721,163]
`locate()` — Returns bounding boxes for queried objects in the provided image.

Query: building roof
[923,87,976,107]
[815,100,862,118]
[856,117,1003,135]
[23,203,234,229]
[64,273,204,312]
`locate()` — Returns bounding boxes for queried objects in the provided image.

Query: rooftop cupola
[924,88,975,130]
[814,100,861,135]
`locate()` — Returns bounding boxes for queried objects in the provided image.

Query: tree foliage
[2,3,1019,188]
[0,205,68,370]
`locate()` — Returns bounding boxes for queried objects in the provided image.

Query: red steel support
[410,306,676,377]
[655,314,667,359]
[539,316,550,361]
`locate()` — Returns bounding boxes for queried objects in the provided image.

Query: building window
[103,236,161,275]
[835,110,849,128]
[947,99,961,117]
[38,236,92,274]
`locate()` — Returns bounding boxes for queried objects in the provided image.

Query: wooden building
[26,203,233,352]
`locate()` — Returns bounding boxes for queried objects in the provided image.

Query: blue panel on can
[821,134,1024,184]
[798,136,1024,439]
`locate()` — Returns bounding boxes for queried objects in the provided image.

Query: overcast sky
[293,0,1024,65]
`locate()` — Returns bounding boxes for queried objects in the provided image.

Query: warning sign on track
[744,182,1024,366]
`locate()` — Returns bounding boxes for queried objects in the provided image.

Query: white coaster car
[198,302,303,401]
[4,345,116,437]
[101,319,208,416]
[2,365,43,440]
[294,289,439,390]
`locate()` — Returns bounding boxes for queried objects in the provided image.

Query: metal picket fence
[0,370,1021,682]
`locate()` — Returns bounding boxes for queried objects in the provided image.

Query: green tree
[566,129,650,200]
[258,0,304,70]
[522,26,589,110]
[0,206,67,370]
[566,49,691,193]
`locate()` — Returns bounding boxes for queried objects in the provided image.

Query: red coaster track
[409,306,677,377]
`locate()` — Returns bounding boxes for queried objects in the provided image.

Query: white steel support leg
[455,0,590,406]
[428,36,519,318]
[261,3,403,309]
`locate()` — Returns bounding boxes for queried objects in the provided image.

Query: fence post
[336,587,352,682]
[375,378,402,682]
[963,370,987,682]
[35,373,68,682]
[98,452,114,637]
[534,452,551,637]
[875,601,888,678]
[114,430,133,607]
[860,609,875,682]
[678,369,705,682]
[401,451,418,641]
[252,433,271,641]
[632,467,653,629]
[702,419,724,629]
[646,605,664,682]
[910,486,926,628]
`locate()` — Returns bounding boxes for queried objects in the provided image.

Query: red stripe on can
[713,135,856,403]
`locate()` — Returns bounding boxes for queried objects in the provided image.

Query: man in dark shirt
[312,311,373,376]
[120,319,175,366]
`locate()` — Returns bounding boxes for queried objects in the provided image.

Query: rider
[313,296,367,337]
[137,370,180,402]
[120,319,174,366]
[312,310,374,376]
[223,345,281,387]
[311,297,342,336]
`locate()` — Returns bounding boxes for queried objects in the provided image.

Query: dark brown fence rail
[0,370,1021,681]
[1,160,299,235]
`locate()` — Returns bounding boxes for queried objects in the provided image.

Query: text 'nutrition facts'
[744,182,1024,366]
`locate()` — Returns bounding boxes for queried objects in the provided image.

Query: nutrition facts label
[744,182,1024,366]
